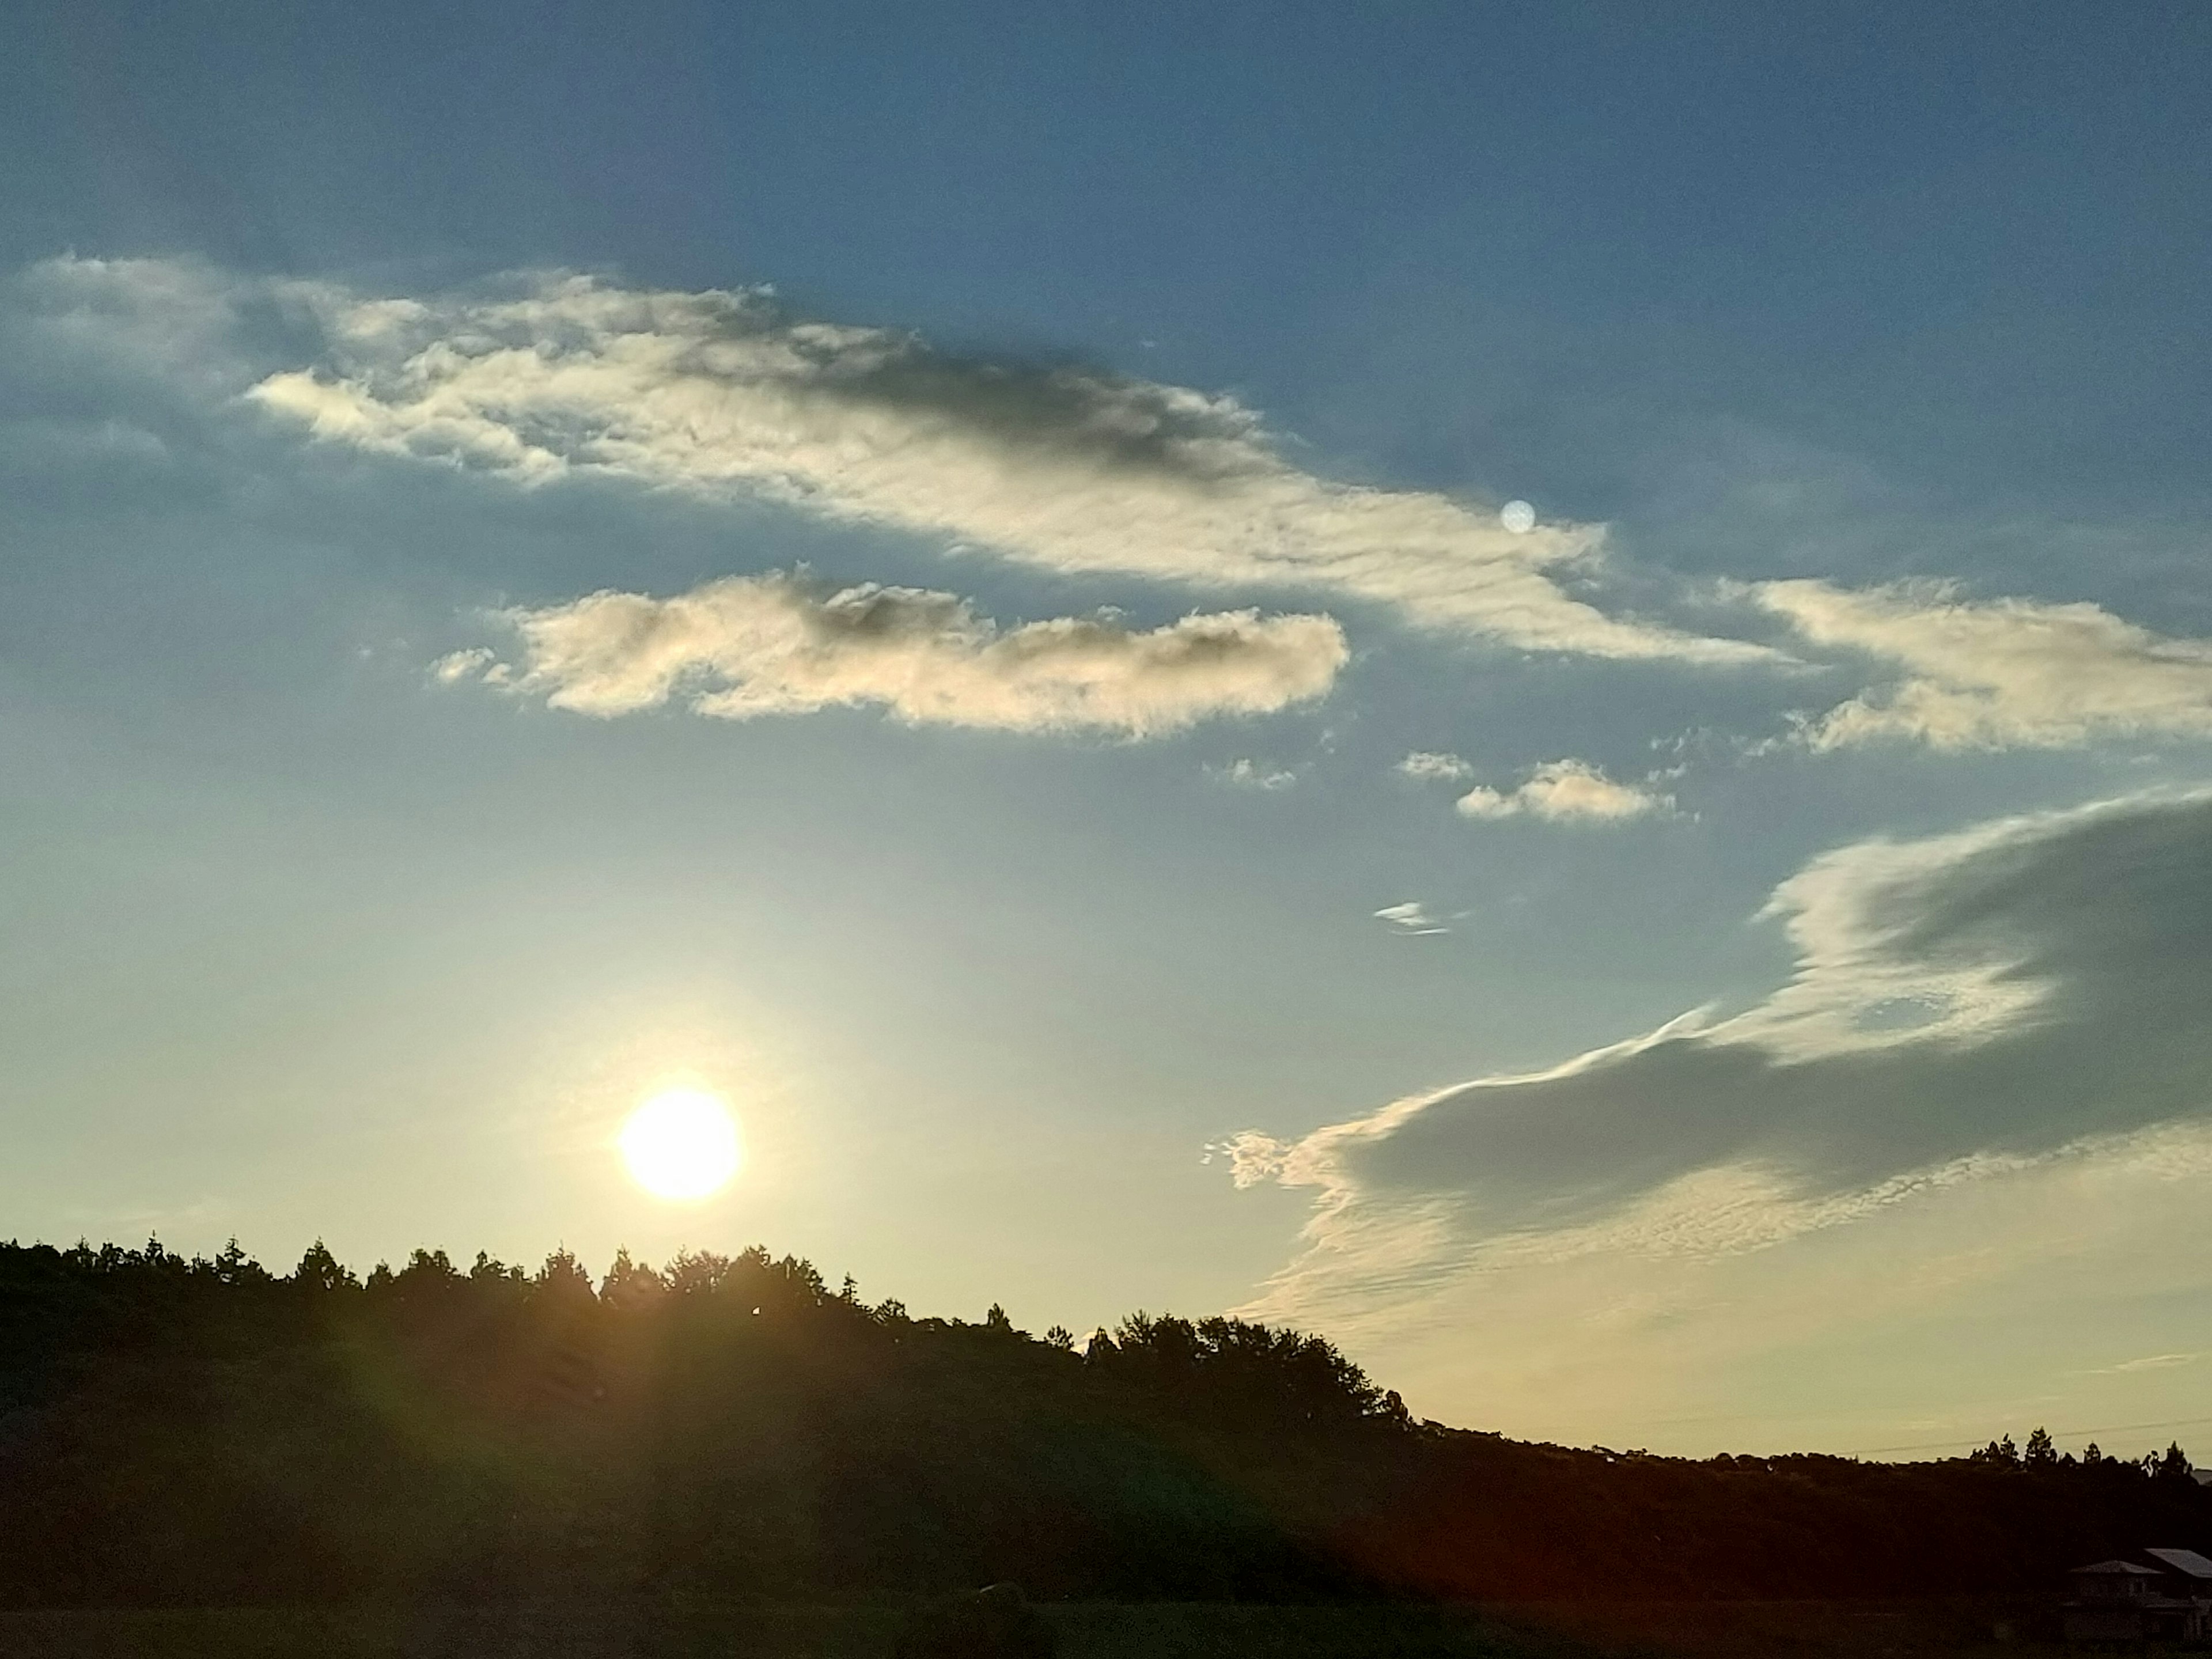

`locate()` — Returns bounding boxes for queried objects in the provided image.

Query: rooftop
[2146,1548,2212,1580]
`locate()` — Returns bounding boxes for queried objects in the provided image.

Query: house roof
[2146,1548,2212,1580]
[2073,1560,2164,1575]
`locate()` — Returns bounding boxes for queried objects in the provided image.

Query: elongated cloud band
[1233,791,2212,1325]
[441,571,1346,735]
[230,270,1764,664]
[30,257,2212,760]
[1756,579,2212,749]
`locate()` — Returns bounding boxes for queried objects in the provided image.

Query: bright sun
[619,1089,743,1201]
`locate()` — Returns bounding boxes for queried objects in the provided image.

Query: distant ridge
[2,1237,2206,1607]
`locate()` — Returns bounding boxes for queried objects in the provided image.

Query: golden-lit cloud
[1756,578,2212,749]
[1455,758,1669,822]
[34,256,2212,765]
[440,569,1347,736]
[233,270,1767,664]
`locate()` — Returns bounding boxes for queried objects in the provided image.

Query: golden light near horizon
[619,1088,743,1201]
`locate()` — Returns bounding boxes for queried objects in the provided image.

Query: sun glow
[619,1089,743,1201]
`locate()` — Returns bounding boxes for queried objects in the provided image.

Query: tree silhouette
[0,1235,2207,1609]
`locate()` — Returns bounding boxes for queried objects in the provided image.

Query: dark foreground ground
[0,1599,2106,1659]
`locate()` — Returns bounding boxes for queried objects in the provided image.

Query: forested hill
[2,1237,2205,1608]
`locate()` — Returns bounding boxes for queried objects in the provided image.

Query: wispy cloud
[199,265,1771,664]
[1210,757,1301,790]
[1455,759,1669,823]
[440,570,1346,736]
[1756,579,2212,749]
[1374,900,1450,937]
[2090,1353,2199,1376]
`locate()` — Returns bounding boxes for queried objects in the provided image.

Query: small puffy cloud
[430,647,497,685]
[1455,759,1669,823]
[1209,1130,1294,1190]
[1374,901,1450,937]
[1397,751,1474,783]
[1756,579,2212,750]
[1211,757,1300,790]
[444,570,1345,736]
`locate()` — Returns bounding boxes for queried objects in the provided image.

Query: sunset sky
[7,1,2212,1458]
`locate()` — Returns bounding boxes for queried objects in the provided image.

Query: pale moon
[619,1089,743,1201]
[1499,499,1536,534]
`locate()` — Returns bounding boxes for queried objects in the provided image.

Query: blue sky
[6,2,2212,1456]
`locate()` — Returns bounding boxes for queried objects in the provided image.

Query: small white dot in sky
[1499,499,1536,535]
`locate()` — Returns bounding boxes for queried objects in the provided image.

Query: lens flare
[619,1089,743,1201]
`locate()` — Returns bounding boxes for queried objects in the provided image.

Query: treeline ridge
[2,1236,2205,1607]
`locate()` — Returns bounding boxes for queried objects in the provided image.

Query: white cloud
[17,255,257,393]
[1397,751,1474,783]
[1455,759,1669,823]
[193,265,1771,664]
[1214,1129,1296,1189]
[430,646,498,685]
[1211,757,1300,790]
[2092,1353,2199,1376]
[1228,792,2212,1379]
[441,570,1345,736]
[1756,578,2212,749]
[1374,900,1450,937]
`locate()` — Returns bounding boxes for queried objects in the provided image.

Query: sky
[5,0,2212,1457]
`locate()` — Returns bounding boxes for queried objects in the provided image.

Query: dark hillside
[1,1238,2203,1607]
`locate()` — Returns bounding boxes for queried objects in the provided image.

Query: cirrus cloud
[1374,900,1450,937]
